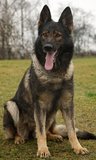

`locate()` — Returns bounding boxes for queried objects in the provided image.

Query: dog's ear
[58,7,73,34]
[38,5,51,30]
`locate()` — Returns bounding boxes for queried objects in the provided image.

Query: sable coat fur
[3,5,96,158]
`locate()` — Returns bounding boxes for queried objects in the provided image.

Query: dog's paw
[53,135,63,142]
[37,147,51,158]
[15,136,25,144]
[73,147,89,155]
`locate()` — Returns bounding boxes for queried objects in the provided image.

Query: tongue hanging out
[45,52,55,70]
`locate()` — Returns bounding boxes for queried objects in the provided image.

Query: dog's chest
[32,55,73,110]
[37,76,73,112]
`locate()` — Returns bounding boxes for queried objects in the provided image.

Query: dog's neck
[32,54,74,81]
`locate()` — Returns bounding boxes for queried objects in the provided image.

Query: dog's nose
[43,44,53,52]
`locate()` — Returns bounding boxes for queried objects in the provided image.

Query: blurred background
[0,0,96,59]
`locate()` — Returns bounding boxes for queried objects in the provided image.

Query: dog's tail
[76,128,96,140]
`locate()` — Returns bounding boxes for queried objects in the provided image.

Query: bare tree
[0,0,14,59]
[0,0,51,59]
[72,7,94,56]
[0,0,41,59]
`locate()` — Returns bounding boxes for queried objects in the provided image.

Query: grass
[0,58,96,160]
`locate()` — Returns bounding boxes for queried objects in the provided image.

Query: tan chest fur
[31,54,74,110]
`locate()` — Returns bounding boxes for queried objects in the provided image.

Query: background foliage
[0,0,96,59]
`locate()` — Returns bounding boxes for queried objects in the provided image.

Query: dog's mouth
[45,50,59,70]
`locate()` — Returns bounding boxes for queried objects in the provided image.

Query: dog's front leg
[34,101,51,158]
[61,102,89,155]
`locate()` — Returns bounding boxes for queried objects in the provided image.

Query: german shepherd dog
[3,5,96,158]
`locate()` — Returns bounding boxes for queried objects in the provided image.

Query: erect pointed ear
[58,7,73,34]
[38,5,51,30]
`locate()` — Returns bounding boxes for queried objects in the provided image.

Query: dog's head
[35,5,74,71]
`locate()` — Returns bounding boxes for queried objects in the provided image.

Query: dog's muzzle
[43,44,59,71]
[43,44,53,53]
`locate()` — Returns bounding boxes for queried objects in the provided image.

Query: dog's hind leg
[3,101,16,139]
[3,101,25,144]
[50,124,68,138]
[51,124,96,140]
[14,133,25,144]
[47,130,63,142]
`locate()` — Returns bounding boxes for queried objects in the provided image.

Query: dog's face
[35,5,74,71]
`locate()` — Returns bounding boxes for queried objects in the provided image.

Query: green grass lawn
[0,58,96,160]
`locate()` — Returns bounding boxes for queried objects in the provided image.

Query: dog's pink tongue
[45,52,54,70]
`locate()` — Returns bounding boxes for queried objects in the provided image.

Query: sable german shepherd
[3,5,96,158]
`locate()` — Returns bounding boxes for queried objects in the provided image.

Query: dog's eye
[56,33,62,37]
[42,33,47,37]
